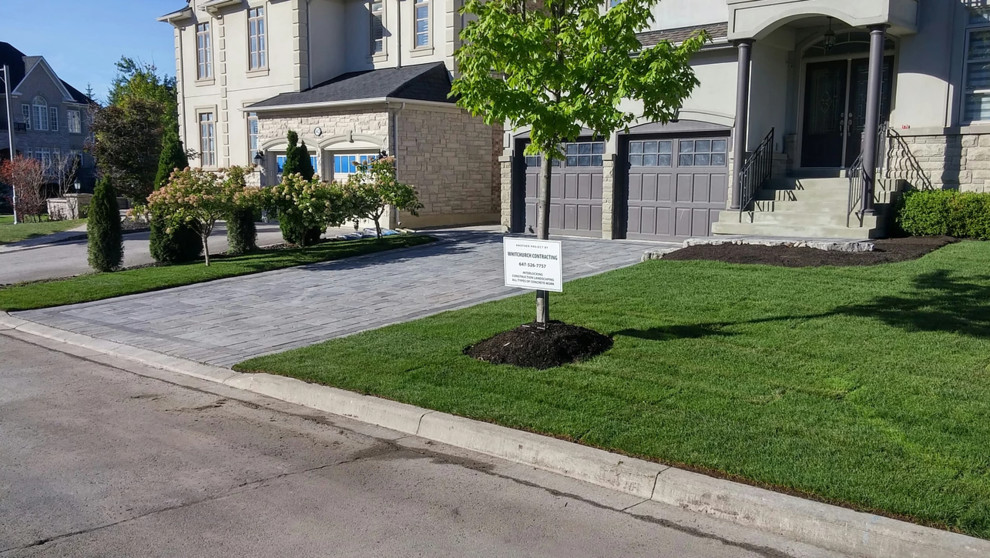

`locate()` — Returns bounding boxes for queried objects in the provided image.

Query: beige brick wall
[499,156,513,231]
[394,105,500,227]
[886,131,990,193]
[257,109,390,159]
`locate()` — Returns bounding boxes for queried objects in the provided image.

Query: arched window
[32,96,48,131]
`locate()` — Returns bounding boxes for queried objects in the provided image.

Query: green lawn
[236,241,990,538]
[0,235,435,311]
[0,215,86,244]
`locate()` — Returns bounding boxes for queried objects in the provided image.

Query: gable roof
[249,62,454,111]
[637,22,729,48]
[0,41,94,105]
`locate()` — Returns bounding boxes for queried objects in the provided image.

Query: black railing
[847,122,889,227]
[737,128,774,222]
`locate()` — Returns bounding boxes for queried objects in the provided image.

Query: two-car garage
[512,122,730,241]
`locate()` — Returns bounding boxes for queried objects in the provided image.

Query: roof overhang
[727,0,919,40]
[247,97,457,114]
[157,7,194,25]
[203,0,242,14]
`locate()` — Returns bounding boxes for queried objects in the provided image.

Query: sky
[0,0,181,104]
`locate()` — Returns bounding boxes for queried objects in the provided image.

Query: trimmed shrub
[264,173,346,247]
[149,215,202,264]
[88,176,124,272]
[897,189,990,240]
[155,126,189,190]
[226,208,257,254]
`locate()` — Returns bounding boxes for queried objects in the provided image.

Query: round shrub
[226,207,258,254]
[149,215,202,264]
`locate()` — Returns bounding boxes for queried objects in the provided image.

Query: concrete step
[711,219,879,239]
[750,210,878,228]
[756,190,850,203]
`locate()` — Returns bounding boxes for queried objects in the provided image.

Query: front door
[802,57,894,168]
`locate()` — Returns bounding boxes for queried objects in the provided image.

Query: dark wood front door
[802,60,848,168]
[802,57,895,168]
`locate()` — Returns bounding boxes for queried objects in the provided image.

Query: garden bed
[662,236,956,267]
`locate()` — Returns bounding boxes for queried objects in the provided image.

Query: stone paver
[18,231,671,367]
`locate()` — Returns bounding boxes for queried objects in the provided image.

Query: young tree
[264,174,347,246]
[453,0,705,323]
[87,176,124,272]
[145,167,252,265]
[347,156,422,239]
[48,151,81,198]
[0,156,46,223]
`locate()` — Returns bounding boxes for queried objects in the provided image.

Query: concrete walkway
[18,231,670,367]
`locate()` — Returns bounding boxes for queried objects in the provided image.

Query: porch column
[861,25,888,216]
[731,39,754,210]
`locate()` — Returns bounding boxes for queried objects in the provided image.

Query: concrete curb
[2,312,988,558]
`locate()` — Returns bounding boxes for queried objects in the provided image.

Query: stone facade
[393,104,500,228]
[256,103,500,229]
[499,156,513,231]
[885,130,990,193]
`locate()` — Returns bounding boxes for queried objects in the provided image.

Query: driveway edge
[3,311,988,558]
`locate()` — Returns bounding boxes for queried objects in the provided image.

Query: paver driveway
[18,231,670,367]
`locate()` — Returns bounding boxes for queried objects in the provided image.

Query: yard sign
[503,237,563,292]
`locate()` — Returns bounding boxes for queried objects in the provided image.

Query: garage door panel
[592,175,603,200]
[625,133,729,240]
[577,205,592,231]
[578,174,592,200]
[519,140,604,237]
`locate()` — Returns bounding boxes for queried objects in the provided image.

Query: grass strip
[0,215,86,244]
[236,240,990,539]
[0,234,435,311]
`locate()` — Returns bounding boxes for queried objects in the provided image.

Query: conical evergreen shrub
[88,176,124,272]
[149,125,201,263]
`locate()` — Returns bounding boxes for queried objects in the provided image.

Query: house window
[563,141,604,167]
[629,140,673,167]
[370,1,384,54]
[414,0,429,48]
[248,7,267,70]
[67,110,81,134]
[21,104,30,130]
[32,96,49,131]
[199,112,216,167]
[247,112,259,157]
[40,148,51,169]
[677,138,727,167]
[965,12,990,122]
[333,154,373,178]
[49,107,58,132]
[196,23,213,79]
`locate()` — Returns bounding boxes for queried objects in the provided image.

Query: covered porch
[714,0,919,238]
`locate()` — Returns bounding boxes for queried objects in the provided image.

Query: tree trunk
[374,213,383,239]
[535,150,552,325]
[202,234,211,266]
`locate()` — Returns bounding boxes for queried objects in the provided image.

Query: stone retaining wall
[885,129,990,193]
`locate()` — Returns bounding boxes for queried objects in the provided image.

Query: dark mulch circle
[464,321,613,370]
[660,236,958,268]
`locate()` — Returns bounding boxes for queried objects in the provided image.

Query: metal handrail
[847,122,889,227]
[737,128,775,222]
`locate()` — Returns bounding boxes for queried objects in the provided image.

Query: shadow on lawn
[614,270,990,341]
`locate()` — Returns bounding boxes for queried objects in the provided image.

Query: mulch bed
[661,236,958,268]
[465,321,613,369]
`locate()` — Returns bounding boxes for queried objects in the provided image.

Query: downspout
[395,0,402,69]
[307,0,313,88]
[177,27,188,150]
[387,101,404,227]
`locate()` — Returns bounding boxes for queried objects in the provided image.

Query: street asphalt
[0,333,841,558]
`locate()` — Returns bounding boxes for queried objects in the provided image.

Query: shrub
[155,126,189,190]
[0,156,46,222]
[345,156,422,238]
[88,176,124,272]
[225,167,258,254]
[149,215,202,264]
[897,189,990,240]
[264,173,347,246]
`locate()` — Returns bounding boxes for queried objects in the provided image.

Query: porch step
[749,210,878,228]
[711,220,879,240]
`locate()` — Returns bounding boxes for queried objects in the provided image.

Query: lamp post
[2,65,17,224]
[253,151,268,223]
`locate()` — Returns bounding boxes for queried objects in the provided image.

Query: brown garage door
[624,135,728,240]
[521,140,604,237]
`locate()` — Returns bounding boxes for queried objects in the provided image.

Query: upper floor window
[370,1,384,54]
[21,104,31,130]
[197,22,213,79]
[199,112,216,167]
[49,107,58,132]
[248,7,267,70]
[67,110,82,134]
[32,96,49,131]
[414,0,429,48]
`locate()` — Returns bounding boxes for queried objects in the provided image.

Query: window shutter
[49,107,58,131]
[22,104,30,129]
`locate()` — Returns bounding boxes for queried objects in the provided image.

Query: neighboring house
[501,0,990,241]
[159,0,501,229]
[0,42,97,193]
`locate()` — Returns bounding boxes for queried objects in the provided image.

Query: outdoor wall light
[823,17,837,53]
[253,150,264,166]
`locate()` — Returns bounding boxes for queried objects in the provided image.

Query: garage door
[624,135,728,240]
[521,140,604,237]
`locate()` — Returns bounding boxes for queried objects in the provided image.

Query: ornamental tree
[453,0,706,323]
[264,173,347,246]
[347,156,422,239]
[0,156,46,223]
[144,166,256,265]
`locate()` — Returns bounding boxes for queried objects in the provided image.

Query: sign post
[503,237,563,293]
